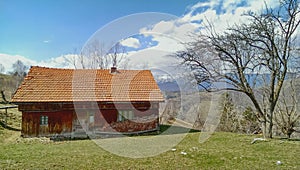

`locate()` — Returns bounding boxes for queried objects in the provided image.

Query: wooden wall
[22,111,73,137]
[19,102,160,137]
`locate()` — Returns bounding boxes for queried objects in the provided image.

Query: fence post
[5,108,7,128]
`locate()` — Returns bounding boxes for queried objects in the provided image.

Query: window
[40,116,48,125]
[88,112,94,123]
[89,115,94,123]
[118,110,134,122]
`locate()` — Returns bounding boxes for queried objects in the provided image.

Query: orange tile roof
[12,66,164,103]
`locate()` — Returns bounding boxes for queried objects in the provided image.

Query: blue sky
[0,0,280,71]
[0,0,200,61]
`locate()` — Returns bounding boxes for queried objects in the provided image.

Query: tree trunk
[261,121,267,139]
[268,121,273,138]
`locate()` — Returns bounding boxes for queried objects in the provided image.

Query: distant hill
[157,81,180,92]
[155,72,300,93]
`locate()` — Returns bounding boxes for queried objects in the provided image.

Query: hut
[11,66,164,138]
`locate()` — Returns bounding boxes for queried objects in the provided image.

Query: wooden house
[11,66,164,138]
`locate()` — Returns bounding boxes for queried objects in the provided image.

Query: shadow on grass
[125,124,200,137]
[158,124,200,135]
[0,121,21,131]
[51,124,201,141]
[277,137,300,142]
[287,138,300,141]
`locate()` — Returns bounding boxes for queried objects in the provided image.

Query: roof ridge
[30,66,150,72]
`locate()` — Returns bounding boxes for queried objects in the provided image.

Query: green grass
[0,130,299,169]
[0,103,299,169]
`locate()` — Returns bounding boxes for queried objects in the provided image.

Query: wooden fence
[0,105,18,129]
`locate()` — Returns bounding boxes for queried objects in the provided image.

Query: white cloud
[138,19,198,61]
[0,53,37,73]
[137,0,282,58]
[145,21,175,34]
[120,37,141,48]
[125,48,179,70]
[0,53,80,73]
[37,54,79,69]
[181,0,280,29]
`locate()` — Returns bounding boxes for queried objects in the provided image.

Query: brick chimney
[110,67,117,73]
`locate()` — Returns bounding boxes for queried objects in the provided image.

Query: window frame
[40,115,48,126]
[117,110,134,122]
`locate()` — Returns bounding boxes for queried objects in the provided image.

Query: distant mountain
[154,72,300,93]
[157,81,180,92]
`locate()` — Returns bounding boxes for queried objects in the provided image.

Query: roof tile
[12,66,164,102]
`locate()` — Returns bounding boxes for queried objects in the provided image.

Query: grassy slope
[0,104,21,133]
[0,73,299,169]
[0,131,299,169]
[0,73,22,136]
[0,73,17,102]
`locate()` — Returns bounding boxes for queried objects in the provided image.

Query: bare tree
[11,60,27,77]
[9,60,28,91]
[175,0,300,138]
[107,42,126,68]
[77,40,107,69]
[0,63,5,73]
[242,106,261,134]
[275,79,300,138]
[66,41,127,69]
[217,92,240,132]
